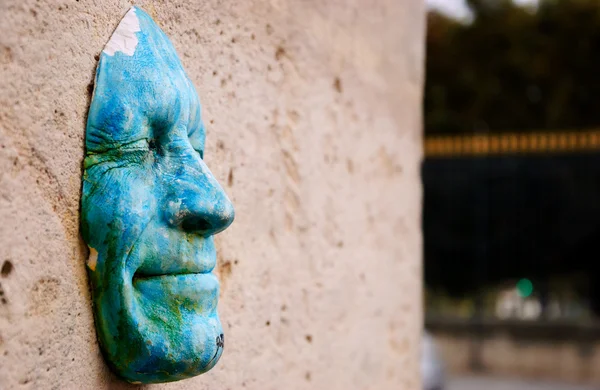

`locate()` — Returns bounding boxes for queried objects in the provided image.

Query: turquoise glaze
[81,7,234,384]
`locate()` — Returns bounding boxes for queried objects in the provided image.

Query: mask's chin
[94,258,223,384]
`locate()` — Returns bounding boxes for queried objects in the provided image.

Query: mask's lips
[132,272,220,314]
[129,233,218,278]
[132,269,209,282]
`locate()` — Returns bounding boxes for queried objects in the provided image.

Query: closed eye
[187,127,205,160]
[187,116,206,161]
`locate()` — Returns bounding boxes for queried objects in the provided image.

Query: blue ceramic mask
[81,7,234,383]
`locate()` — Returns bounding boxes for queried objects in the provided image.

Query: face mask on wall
[81,6,235,384]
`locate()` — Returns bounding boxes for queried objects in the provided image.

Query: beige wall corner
[0,0,425,389]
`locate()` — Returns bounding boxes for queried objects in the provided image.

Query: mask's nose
[163,160,235,237]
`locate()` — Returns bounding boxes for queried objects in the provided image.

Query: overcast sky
[427,0,471,19]
[426,0,539,20]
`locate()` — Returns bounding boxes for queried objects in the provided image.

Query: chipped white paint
[103,7,141,56]
[87,247,98,271]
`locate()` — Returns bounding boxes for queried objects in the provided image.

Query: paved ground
[447,376,600,390]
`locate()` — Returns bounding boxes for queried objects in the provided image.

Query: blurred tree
[425,0,600,135]
[424,1,600,316]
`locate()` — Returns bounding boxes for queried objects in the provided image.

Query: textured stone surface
[0,0,425,389]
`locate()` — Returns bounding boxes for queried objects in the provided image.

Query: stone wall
[0,1,425,388]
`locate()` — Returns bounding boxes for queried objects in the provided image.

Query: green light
[516,278,533,298]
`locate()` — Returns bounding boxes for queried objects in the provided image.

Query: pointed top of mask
[96,6,185,75]
[103,7,141,56]
[87,7,204,152]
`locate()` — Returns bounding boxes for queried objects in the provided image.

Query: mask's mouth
[124,223,218,280]
[132,269,206,282]
[131,269,220,310]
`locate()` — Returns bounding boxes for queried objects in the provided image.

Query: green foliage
[426,0,600,135]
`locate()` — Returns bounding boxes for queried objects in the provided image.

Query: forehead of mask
[87,9,205,155]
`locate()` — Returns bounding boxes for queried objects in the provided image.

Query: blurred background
[422,0,600,389]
